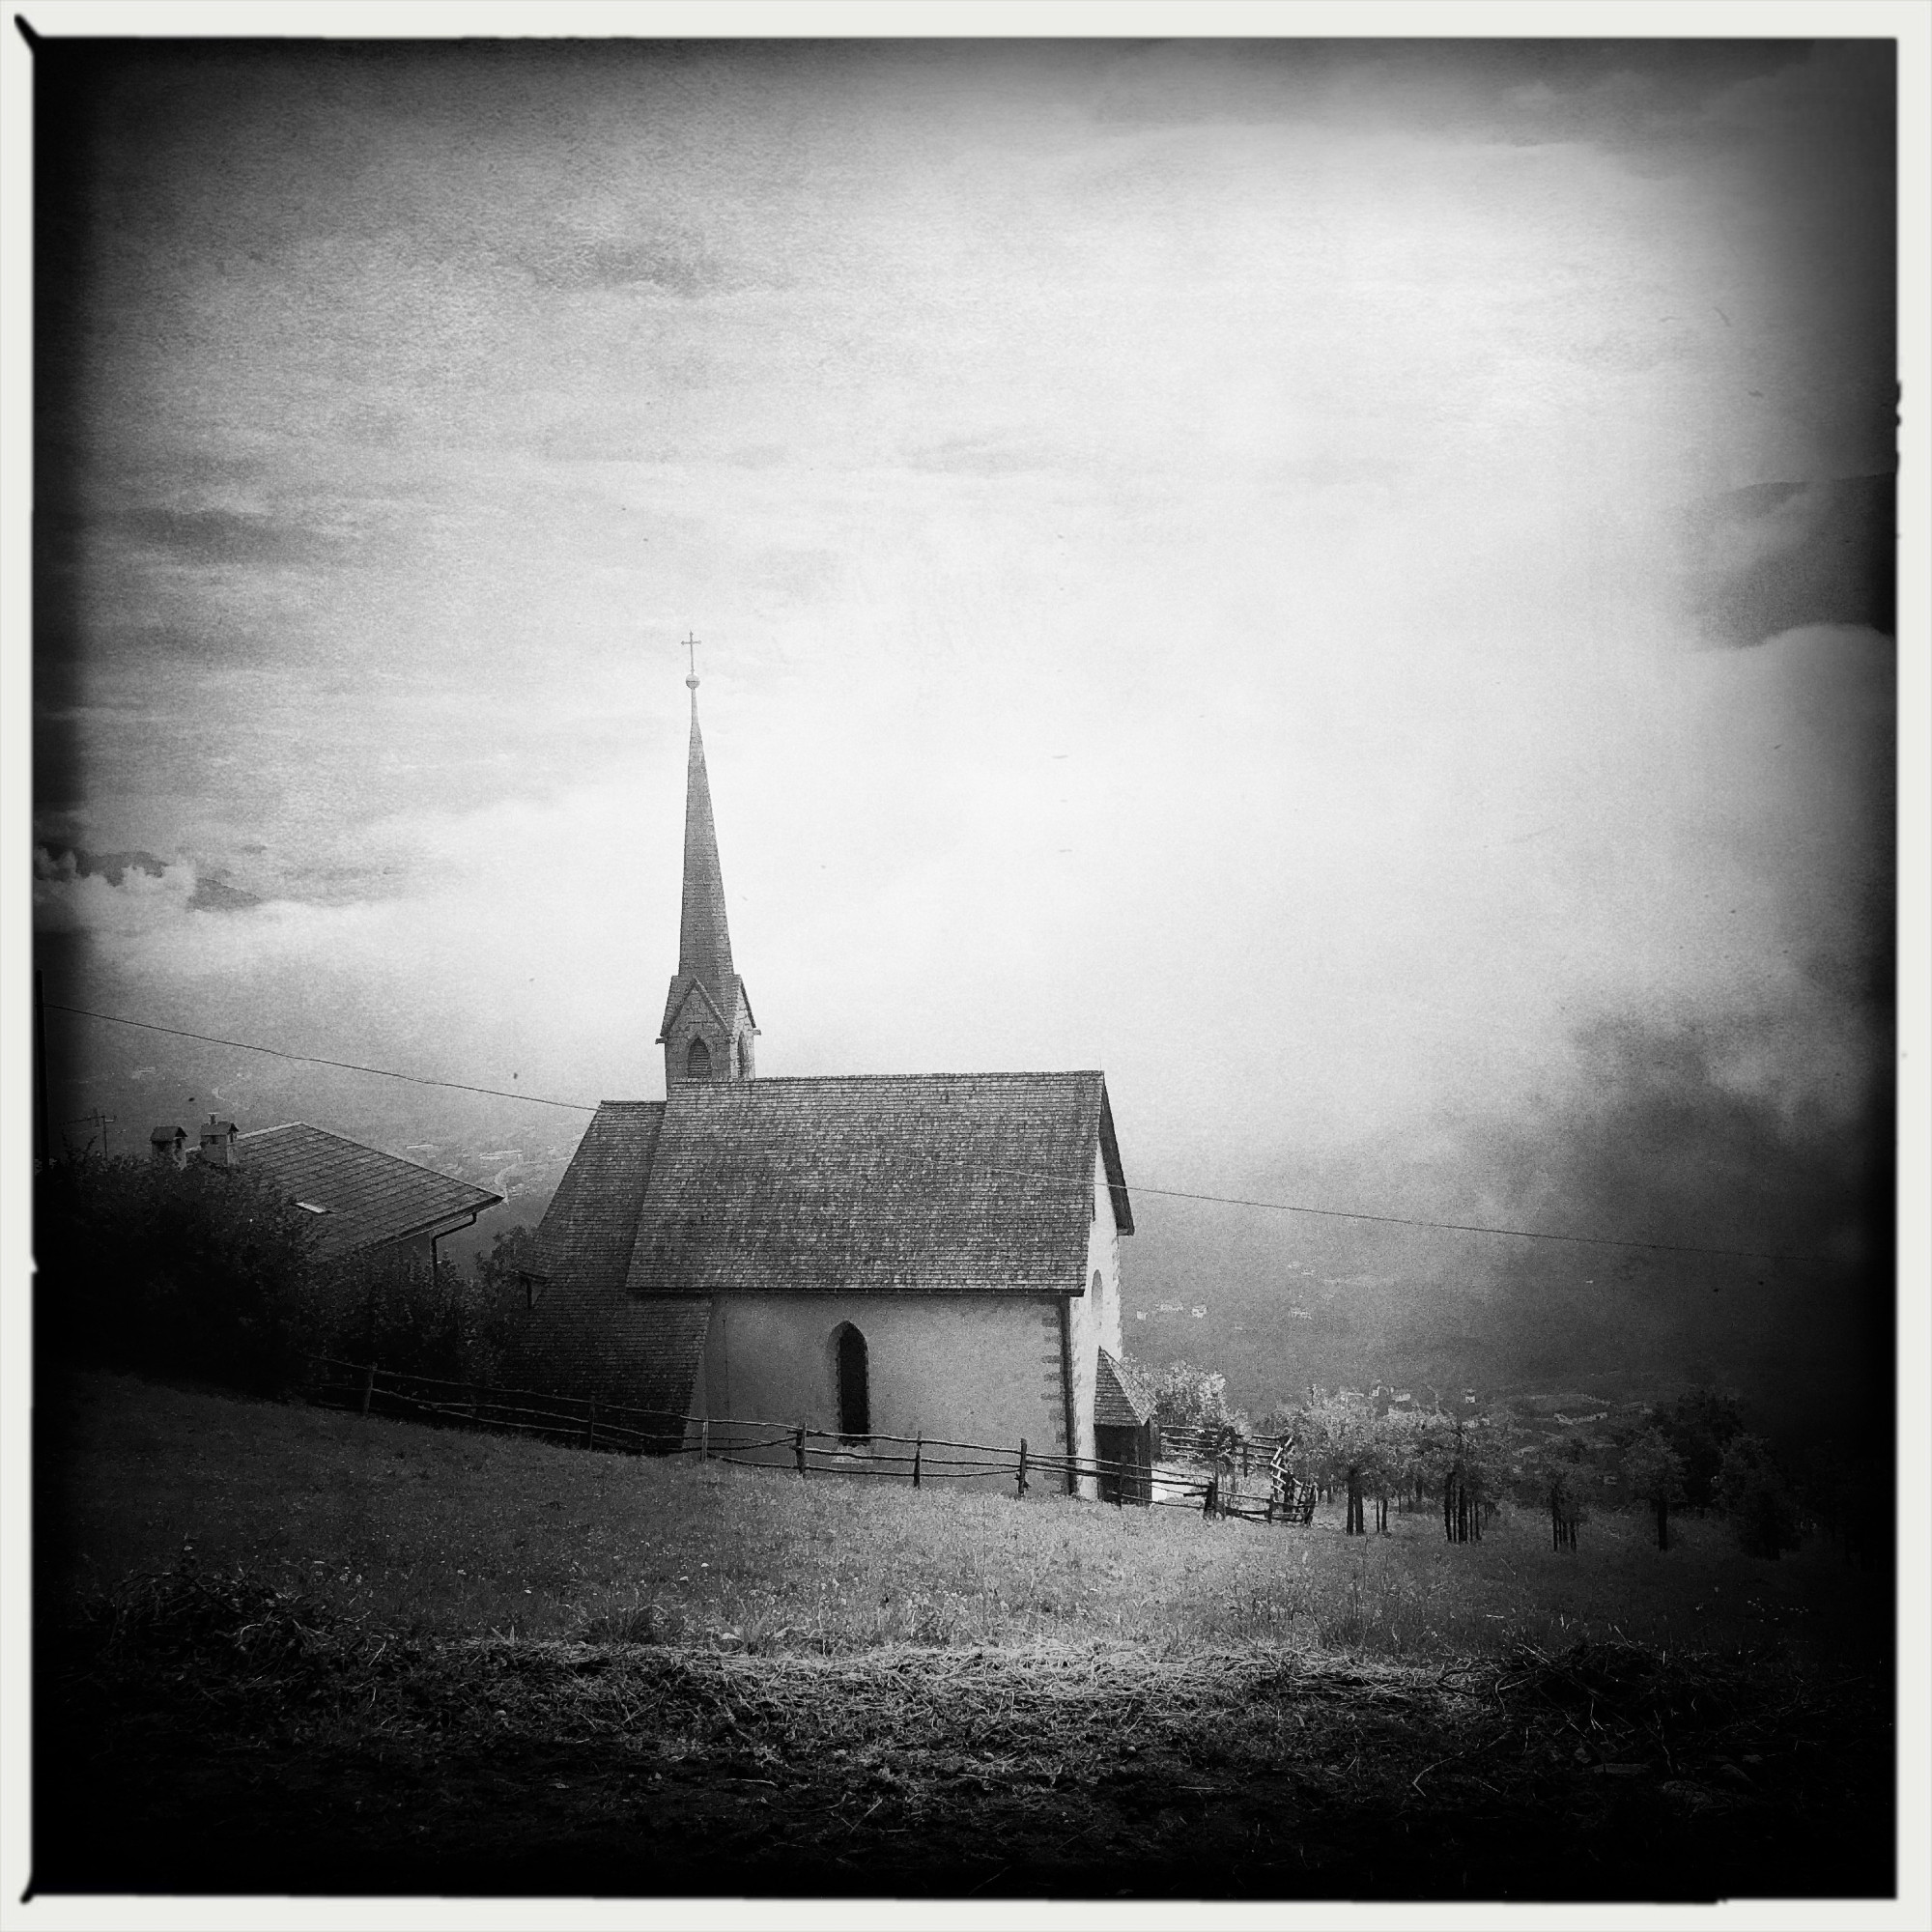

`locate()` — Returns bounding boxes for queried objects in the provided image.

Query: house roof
[1094,1347,1155,1429]
[230,1123,502,1261]
[622,1070,1131,1297]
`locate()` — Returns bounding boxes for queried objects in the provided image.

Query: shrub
[1147,1359,1245,1437]
[316,1253,505,1385]
[36,1152,324,1393]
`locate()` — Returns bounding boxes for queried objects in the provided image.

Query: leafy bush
[318,1252,513,1385]
[36,1152,325,1393]
[1147,1359,1246,1436]
[36,1154,522,1395]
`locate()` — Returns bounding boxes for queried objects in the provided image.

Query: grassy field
[33,1373,1894,1901]
[41,1371,1877,1663]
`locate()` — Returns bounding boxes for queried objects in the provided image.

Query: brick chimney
[198,1115,238,1169]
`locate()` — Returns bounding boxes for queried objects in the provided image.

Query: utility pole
[59,1111,116,1156]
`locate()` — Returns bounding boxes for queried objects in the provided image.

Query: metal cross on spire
[683,631,700,690]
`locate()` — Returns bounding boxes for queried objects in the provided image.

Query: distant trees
[1526,1432,1594,1552]
[1650,1386,1747,1510]
[1428,1407,1523,1545]
[1297,1388,1389,1535]
[1620,1428,1688,1551]
[1714,1434,1803,1560]
[1265,1389,1527,1544]
[1796,1439,1887,1571]
[1134,1354,1817,1565]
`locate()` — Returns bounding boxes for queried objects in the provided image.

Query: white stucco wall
[689,1144,1129,1497]
[1060,1143,1125,1496]
[696,1292,1069,1490]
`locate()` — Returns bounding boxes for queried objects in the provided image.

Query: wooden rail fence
[307,1357,1325,1525]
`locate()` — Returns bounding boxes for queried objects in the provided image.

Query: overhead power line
[1041,1173,1818,1265]
[48,1000,1827,1264]
[44,1002,598,1114]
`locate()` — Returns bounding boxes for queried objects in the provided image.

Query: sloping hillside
[32,1373,1892,1900]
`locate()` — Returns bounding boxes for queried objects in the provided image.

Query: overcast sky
[30,35,1900,1415]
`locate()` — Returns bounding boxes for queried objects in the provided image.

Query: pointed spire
[676,673,736,1009]
[659,639,757,1081]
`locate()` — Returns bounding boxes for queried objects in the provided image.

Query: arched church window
[834,1322,870,1441]
[1093,1270,1104,1303]
[686,1037,711,1080]
[737,1036,751,1078]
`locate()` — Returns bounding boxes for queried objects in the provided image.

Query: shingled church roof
[625,1070,1131,1297]
[530,1102,666,1300]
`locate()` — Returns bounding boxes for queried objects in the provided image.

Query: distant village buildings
[509,667,1154,1495]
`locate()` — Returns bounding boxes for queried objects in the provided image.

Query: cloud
[120,506,337,570]
[901,434,1057,477]
[186,876,265,913]
[1087,39,1816,152]
[40,847,172,887]
[36,847,270,942]
[499,228,753,298]
[1428,1006,1889,1427]
[33,849,198,937]
[1682,475,1896,646]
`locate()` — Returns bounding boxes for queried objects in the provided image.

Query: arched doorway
[834,1322,870,1441]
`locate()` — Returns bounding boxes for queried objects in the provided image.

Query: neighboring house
[153,1115,502,1285]
[508,670,1140,1495]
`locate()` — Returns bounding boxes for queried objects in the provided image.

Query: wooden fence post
[699,1417,710,1463]
[912,1435,922,1490]
[358,1362,377,1417]
[1016,1438,1029,1498]
[1203,1473,1218,1520]
[585,1395,597,1451]
[794,1427,808,1476]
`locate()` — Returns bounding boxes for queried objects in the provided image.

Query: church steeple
[657,644,757,1086]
